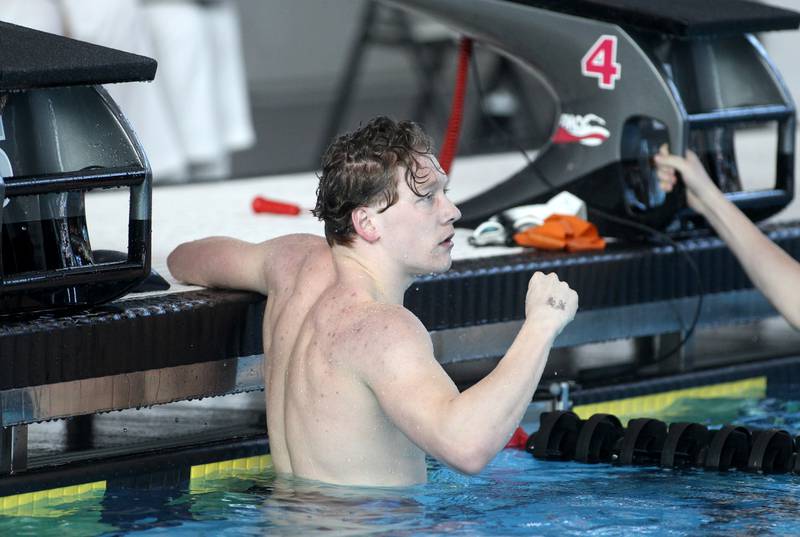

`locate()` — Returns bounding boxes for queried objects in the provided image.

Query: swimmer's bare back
[169,233,428,485]
[260,235,429,485]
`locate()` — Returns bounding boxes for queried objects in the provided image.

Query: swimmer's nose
[444,196,461,224]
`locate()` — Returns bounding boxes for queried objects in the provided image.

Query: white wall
[762,0,800,109]
[756,0,800,220]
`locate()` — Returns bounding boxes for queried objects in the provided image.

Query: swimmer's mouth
[439,233,455,247]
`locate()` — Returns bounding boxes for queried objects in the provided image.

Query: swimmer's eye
[420,192,434,202]
[443,188,451,195]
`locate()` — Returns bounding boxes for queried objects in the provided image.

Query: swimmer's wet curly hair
[313,116,436,247]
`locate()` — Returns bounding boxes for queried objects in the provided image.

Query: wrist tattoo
[547,296,566,310]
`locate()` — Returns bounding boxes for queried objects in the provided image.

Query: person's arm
[167,233,326,294]
[655,147,800,328]
[354,272,577,474]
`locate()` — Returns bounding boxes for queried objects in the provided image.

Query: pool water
[3,396,800,536]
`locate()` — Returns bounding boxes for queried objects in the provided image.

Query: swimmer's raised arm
[352,272,576,475]
[655,146,800,328]
[167,233,326,294]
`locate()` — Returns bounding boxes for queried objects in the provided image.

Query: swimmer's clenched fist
[525,272,578,334]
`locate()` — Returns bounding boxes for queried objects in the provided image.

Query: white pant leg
[206,1,255,153]
[59,0,189,183]
[144,1,226,175]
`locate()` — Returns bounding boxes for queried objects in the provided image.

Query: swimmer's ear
[352,206,380,243]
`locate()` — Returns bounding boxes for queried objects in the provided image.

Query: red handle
[252,196,301,216]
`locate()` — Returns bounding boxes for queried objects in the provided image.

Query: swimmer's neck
[332,245,414,304]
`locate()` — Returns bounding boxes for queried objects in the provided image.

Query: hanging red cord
[438,37,472,175]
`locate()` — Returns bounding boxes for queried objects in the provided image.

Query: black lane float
[527,411,800,475]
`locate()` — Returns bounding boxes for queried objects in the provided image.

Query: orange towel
[513,214,606,252]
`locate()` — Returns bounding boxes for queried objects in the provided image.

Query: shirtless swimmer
[167,116,578,486]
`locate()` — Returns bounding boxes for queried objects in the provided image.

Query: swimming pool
[2,394,799,536]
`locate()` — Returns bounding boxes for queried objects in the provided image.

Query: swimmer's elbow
[429,409,496,475]
[453,457,489,476]
[166,247,183,280]
[167,243,196,284]
[439,442,493,476]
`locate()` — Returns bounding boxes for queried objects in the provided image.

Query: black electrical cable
[467,49,704,365]
[585,207,704,364]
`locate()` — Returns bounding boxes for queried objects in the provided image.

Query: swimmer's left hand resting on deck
[167,117,578,487]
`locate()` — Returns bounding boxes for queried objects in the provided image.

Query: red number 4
[581,35,621,90]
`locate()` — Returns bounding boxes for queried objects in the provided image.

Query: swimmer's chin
[435,254,455,273]
[412,260,453,277]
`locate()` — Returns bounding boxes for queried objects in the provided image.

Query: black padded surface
[407,220,800,330]
[0,21,156,90]
[0,290,264,390]
[3,221,800,391]
[511,0,800,37]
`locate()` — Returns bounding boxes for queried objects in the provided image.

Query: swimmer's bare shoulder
[340,303,432,364]
[341,302,468,464]
[168,233,328,294]
[260,234,330,293]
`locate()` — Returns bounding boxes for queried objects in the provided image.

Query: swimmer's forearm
[696,190,800,328]
[168,237,228,286]
[168,237,268,292]
[441,320,560,470]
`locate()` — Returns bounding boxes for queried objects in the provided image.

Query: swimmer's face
[376,155,461,275]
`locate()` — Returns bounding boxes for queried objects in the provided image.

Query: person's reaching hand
[654,144,721,215]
